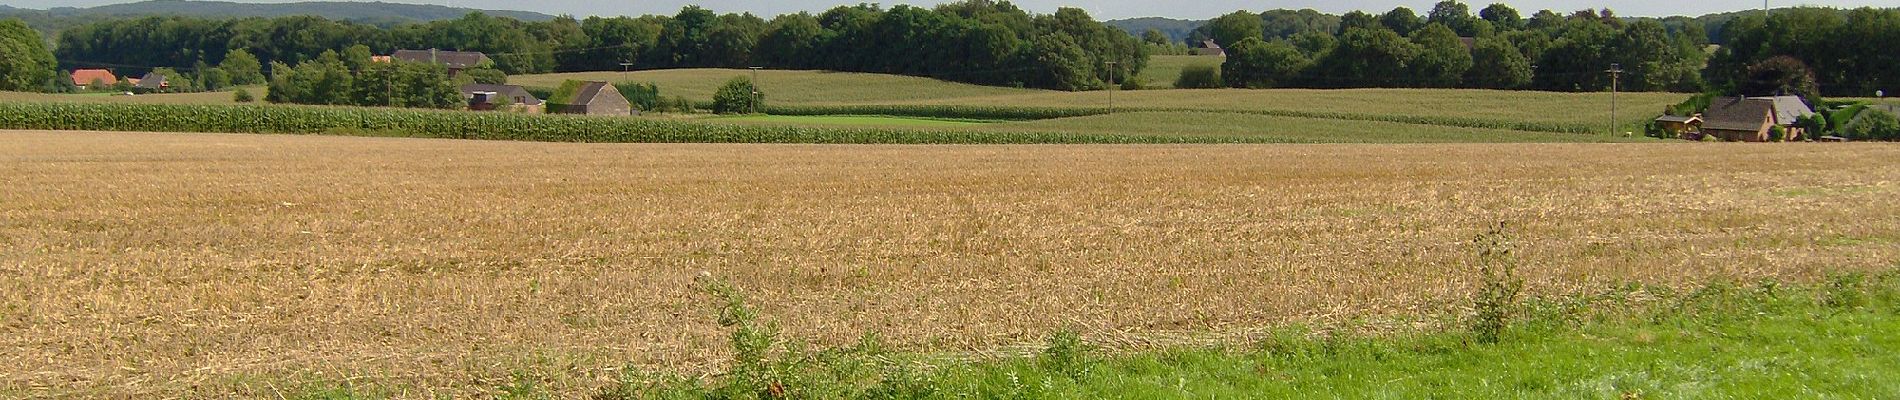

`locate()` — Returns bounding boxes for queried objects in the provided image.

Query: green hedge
[763,104,1114,121]
[0,102,1289,144]
[766,104,1608,134]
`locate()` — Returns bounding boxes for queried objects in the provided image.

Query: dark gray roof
[1760,95,1814,125]
[391,49,491,69]
[1702,97,1774,132]
[572,81,610,105]
[134,72,166,89]
[460,83,543,106]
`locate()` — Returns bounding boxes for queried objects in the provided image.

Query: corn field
[0,102,1287,144]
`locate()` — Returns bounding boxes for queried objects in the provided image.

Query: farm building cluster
[1653,95,1818,142]
[69,49,635,116]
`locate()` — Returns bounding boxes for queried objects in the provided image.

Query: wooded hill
[0,0,553,35]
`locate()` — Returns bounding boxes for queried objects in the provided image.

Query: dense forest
[1196,3,1900,97]
[0,0,554,36]
[46,1,1145,91]
[4,1,1898,95]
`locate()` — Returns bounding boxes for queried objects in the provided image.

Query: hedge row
[0,102,1287,144]
[766,104,1606,134]
[763,104,1113,121]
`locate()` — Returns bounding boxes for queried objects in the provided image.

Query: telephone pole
[1606,63,1623,136]
[748,66,763,114]
[1104,61,1118,113]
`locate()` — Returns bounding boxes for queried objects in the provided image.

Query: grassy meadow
[4,131,1897,397]
[511,69,1682,135]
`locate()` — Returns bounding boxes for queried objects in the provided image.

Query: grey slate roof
[1761,95,1814,125]
[460,83,543,106]
[391,49,491,69]
[1702,97,1775,132]
[571,81,611,105]
[134,72,166,90]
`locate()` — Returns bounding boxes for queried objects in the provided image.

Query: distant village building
[1700,96,1814,142]
[461,83,544,113]
[548,81,634,116]
[70,69,118,89]
[388,49,492,76]
[1192,40,1225,56]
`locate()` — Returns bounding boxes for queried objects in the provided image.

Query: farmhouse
[1653,114,1702,139]
[388,49,492,76]
[1192,40,1225,56]
[548,81,635,116]
[461,83,544,113]
[70,69,118,89]
[133,72,168,91]
[1700,96,1814,142]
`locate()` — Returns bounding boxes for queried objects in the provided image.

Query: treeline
[1196,2,1708,92]
[261,46,478,109]
[0,19,56,92]
[1182,2,1900,97]
[1707,8,1900,98]
[51,0,1144,91]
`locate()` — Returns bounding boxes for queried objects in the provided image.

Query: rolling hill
[1,0,554,25]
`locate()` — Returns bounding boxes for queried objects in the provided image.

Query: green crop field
[856,88,1683,134]
[512,69,1683,134]
[1135,55,1222,88]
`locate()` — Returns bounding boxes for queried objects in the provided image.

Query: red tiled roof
[71,69,118,86]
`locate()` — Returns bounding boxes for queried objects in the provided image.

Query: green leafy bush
[712,77,762,115]
[1843,109,1900,141]
[232,88,255,103]
[1174,64,1223,89]
[614,82,662,113]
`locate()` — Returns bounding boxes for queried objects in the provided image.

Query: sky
[2,0,1895,20]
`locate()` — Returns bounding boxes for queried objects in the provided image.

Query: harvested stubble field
[3,130,1899,397]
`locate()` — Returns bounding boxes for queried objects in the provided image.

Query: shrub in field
[1174,64,1223,89]
[1844,109,1900,141]
[672,96,697,113]
[713,77,763,114]
[615,82,662,113]
[1469,222,1523,344]
[232,88,255,103]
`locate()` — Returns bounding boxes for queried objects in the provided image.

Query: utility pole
[1104,61,1118,113]
[1606,63,1623,136]
[748,66,763,114]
